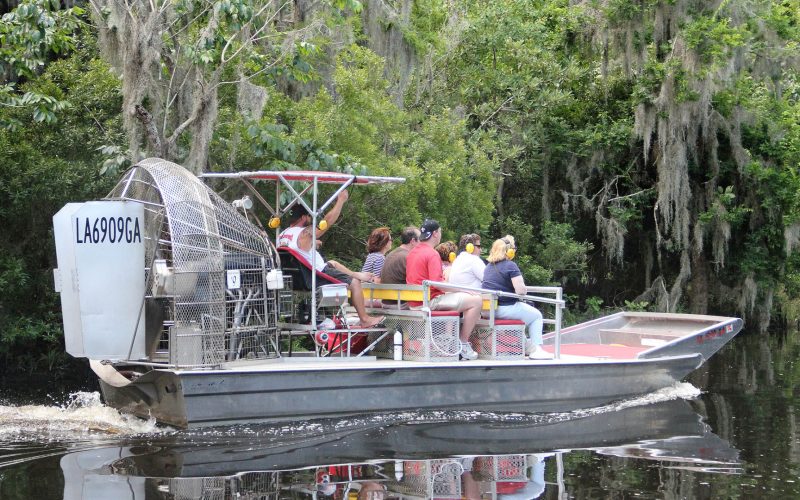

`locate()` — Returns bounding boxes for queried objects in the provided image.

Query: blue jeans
[496,301,543,344]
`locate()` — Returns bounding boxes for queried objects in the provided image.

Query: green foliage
[683,15,744,65]
[495,216,591,285]
[623,300,650,312]
[0,0,83,78]
[220,43,496,262]
[699,186,752,225]
[533,222,593,280]
[402,0,448,55]
[0,38,121,374]
[0,0,84,128]
[584,296,604,316]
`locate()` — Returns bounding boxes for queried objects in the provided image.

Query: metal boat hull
[99,354,703,428]
[97,312,743,428]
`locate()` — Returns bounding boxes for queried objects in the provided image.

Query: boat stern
[93,362,189,428]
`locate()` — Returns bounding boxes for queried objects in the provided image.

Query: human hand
[355,272,375,282]
[337,190,349,204]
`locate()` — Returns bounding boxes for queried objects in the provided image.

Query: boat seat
[473,318,526,360]
[597,328,682,347]
[360,284,461,361]
[277,247,344,290]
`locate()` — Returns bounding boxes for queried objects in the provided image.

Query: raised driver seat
[277,247,375,356]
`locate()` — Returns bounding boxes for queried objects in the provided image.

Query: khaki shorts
[429,292,468,311]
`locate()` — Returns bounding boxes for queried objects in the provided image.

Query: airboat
[52,158,742,428]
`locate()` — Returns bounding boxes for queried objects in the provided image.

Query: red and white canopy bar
[200,170,405,185]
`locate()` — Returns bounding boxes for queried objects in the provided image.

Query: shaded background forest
[1,0,799,375]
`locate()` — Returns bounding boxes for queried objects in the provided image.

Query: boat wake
[574,381,701,417]
[0,391,161,442]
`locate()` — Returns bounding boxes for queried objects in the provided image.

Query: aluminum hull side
[101,354,702,428]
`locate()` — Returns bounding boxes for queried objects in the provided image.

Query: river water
[0,330,797,499]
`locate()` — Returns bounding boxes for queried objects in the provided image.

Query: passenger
[278,190,348,249]
[380,226,421,309]
[278,192,383,328]
[357,481,387,500]
[406,219,482,361]
[448,233,485,289]
[435,241,458,281]
[361,227,392,282]
[482,235,553,360]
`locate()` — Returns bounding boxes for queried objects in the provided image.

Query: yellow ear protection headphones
[502,238,516,260]
[465,242,474,254]
[448,252,456,263]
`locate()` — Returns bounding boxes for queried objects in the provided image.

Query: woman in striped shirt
[362,227,392,282]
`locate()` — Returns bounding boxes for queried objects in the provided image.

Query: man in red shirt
[406,219,482,360]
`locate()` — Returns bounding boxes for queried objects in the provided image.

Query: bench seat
[365,306,461,362]
[598,328,682,347]
[473,318,526,360]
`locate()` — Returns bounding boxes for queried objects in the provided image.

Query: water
[0,331,798,499]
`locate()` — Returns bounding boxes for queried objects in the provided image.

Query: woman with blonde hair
[482,235,553,360]
[362,227,392,283]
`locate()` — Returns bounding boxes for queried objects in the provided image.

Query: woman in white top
[448,233,486,289]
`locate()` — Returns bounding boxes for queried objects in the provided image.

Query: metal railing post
[555,287,562,359]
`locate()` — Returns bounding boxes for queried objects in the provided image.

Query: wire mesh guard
[107,158,280,368]
[390,459,463,498]
[167,477,226,500]
[166,472,279,500]
[472,455,529,482]
[370,315,460,361]
[473,322,526,360]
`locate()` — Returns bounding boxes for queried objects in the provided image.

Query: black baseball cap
[288,204,310,221]
[419,219,440,241]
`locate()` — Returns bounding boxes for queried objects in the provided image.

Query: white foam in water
[0,391,162,441]
[570,382,702,419]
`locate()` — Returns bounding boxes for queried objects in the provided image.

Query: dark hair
[367,227,392,253]
[458,233,481,252]
[288,204,310,223]
[435,241,457,262]
[400,226,420,244]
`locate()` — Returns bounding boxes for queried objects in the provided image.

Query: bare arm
[510,275,527,296]
[319,190,349,237]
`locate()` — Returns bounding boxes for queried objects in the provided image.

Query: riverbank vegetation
[1,0,798,375]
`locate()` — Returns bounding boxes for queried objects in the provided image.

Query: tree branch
[134,104,163,155]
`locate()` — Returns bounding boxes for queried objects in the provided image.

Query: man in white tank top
[278,191,384,328]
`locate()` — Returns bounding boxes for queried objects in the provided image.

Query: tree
[415,0,800,329]
[87,0,363,173]
[0,35,123,374]
[0,0,83,129]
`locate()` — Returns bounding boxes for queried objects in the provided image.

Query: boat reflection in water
[60,396,740,499]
